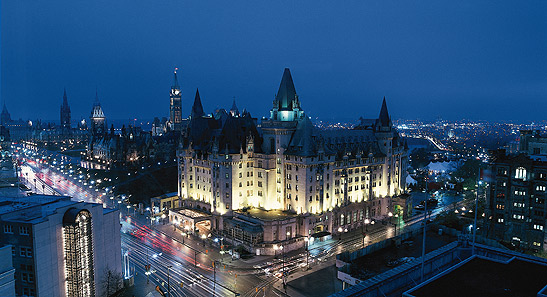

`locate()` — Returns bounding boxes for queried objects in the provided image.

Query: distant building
[485,149,547,252]
[0,194,122,297]
[519,129,547,155]
[0,103,32,141]
[90,91,106,137]
[60,88,71,133]
[177,68,408,254]
[169,69,183,132]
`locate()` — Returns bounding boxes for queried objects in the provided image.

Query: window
[258,191,263,197]
[533,224,544,231]
[3,224,13,234]
[258,172,263,178]
[225,173,229,179]
[536,185,546,192]
[11,246,15,256]
[19,226,30,235]
[515,167,527,180]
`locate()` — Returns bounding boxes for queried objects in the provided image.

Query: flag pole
[421,177,428,282]
[472,167,480,255]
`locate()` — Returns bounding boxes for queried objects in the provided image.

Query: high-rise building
[176,68,408,253]
[0,195,122,297]
[486,149,547,252]
[90,91,106,137]
[169,68,183,132]
[60,88,71,132]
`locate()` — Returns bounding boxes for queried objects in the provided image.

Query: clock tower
[169,68,183,132]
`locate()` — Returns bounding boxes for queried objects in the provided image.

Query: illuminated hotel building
[0,195,121,297]
[177,68,408,253]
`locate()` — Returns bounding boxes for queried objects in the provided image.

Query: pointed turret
[62,88,68,106]
[230,97,239,117]
[191,88,205,119]
[90,89,106,137]
[275,68,298,111]
[172,68,180,90]
[1,103,11,125]
[91,90,105,118]
[270,68,305,121]
[60,88,71,130]
[379,97,391,126]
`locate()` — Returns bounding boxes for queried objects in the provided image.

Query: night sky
[1,1,546,123]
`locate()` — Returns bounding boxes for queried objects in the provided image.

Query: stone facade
[177,68,408,250]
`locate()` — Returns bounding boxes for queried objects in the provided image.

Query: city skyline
[2,1,546,122]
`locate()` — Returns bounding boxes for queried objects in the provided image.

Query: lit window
[515,167,527,180]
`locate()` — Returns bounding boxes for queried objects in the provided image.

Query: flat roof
[237,208,297,221]
[406,256,547,297]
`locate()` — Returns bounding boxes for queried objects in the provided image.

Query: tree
[410,148,430,169]
[452,159,482,189]
[100,267,123,297]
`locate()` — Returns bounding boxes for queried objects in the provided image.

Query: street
[13,143,465,297]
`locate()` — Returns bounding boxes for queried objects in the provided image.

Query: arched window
[515,167,527,180]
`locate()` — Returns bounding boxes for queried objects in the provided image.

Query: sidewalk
[151,220,275,270]
[122,269,161,297]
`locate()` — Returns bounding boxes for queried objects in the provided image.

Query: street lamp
[166,265,172,297]
[304,237,309,270]
[338,227,343,240]
[283,232,290,289]
[364,218,370,232]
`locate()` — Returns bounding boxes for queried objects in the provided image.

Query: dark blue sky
[2,1,546,122]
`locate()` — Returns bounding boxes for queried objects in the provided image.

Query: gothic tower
[90,90,106,137]
[169,68,183,131]
[1,103,11,126]
[60,88,71,132]
[270,68,305,122]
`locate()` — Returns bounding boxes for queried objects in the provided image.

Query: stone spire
[275,68,298,111]
[62,88,69,108]
[172,68,180,90]
[60,88,71,130]
[230,97,239,117]
[1,102,11,125]
[379,96,391,126]
[191,88,205,119]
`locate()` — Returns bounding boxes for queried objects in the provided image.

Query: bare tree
[100,267,123,297]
